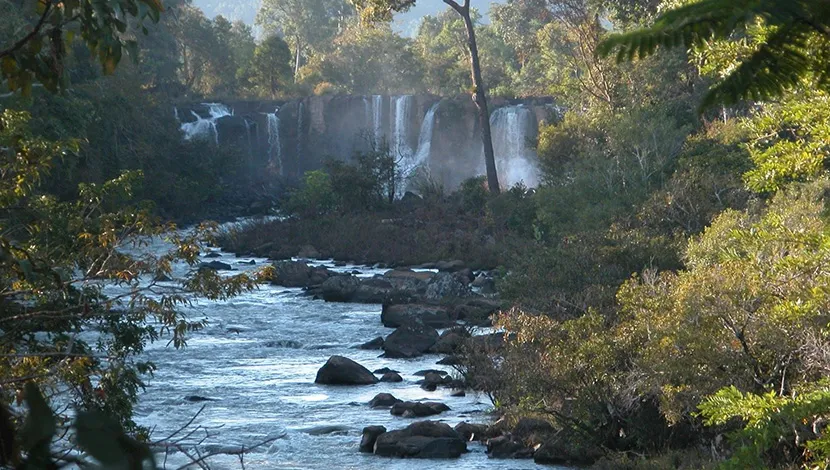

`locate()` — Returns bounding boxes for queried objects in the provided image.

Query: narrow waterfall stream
[487,105,540,188]
[179,103,233,144]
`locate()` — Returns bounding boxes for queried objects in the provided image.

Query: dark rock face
[272,261,330,287]
[390,401,450,418]
[314,356,378,385]
[381,304,455,328]
[382,324,439,358]
[380,372,403,382]
[424,273,470,301]
[454,422,491,441]
[372,421,467,459]
[199,261,233,271]
[369,393,402,408]
[356,337,384,350]
[360,426,387,453]
[429,327,471,354]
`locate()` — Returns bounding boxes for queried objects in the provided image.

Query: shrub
[460,176,488,213]
[283,170,337,218]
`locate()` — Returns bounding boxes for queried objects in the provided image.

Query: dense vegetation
[5,0,830,468]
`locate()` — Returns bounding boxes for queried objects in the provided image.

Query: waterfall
[179,103,232,145]
[372,95,383,145]
[411,102,439,171]
[265,108,281,173]
[487,105,540,188]
[391,95,412,159]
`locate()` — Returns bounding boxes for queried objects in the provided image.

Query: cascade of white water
[391,95,412,159]
[372,95,383,145]
[265,108,281,173]
[180,103,232,145]
[487,105,540,188]
[411,102,439,171]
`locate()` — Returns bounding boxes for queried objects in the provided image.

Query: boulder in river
[380,372,403,382]
[184,395,218,402]
[424,272,470,301]
[369,393,402,408]
[199,261,233,271]
[314,356,378,385]
[429,327,471,354]
[454,422,492,441]
[381,304,455,329]
[356,337,384,350]
[373,367,399,375]
[319,274,361,302]
[203,252,222,258]
[390,401,450,418]
[373,421,467,458]
[272,261,330,288]
[360,426,387,453]
[382,323,439,358]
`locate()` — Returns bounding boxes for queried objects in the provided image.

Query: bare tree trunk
[293,37,301,83]
[445,0,500,194]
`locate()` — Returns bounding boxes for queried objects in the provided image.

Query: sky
[191,0,506,37]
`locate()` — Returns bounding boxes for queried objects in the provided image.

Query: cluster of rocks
[360,421,468,459]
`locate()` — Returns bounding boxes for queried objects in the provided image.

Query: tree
[256,0,353,82]
[350,0,501,194]
[251,34,293,97]
[597,0,830,110]
[0,0,164,94]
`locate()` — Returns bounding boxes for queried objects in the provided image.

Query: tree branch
[0,0,53,60]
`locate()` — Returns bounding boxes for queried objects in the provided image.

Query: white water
[409,102,440,174]
[179,103,233,145]
[120,229,552,469]
[391,96,413,160]
[487,105,540,188]
[266,108,281,173]
[373,95,383,145]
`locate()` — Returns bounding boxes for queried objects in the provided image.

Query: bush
[460,176,488,213]
[283,170,337,218]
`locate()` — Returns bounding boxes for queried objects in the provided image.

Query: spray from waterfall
[372,95,383,145]
[391,95,412,160]
[487,105,540,188]
[179,103,232,145]
[411,102,439,171]
[266,108,282,174]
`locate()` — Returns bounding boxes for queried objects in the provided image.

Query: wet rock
[454,422,491,441]
[380,372,403,382]
[238,260,256,265]
[303,425,350,436]
[382,323,439,358]
[420,382,437,392]
[360,426,387,453]
[429,327,471,354]
[382,304,454,329]
[384,269,435,282]
[356,337,384,350]
[413,369,447,377]
[199,261,233,271]
[435,260,465,272]
[373,421,466,458]
[272,260,330,287]
[455,268,475,285]
[487,436,533,459]
[184,395,218,402]
[513,417,555,441]
[391,401,450,418]
[315,356,378,385]
[450,389,466,397]
[264,339,303,349]
[319,274,362,302]
[436,356,461,366]
[424,273,470,301]
[373,367,399,375]
[203,252,222,258]
[452,299,500,325]
[369,393,402,408]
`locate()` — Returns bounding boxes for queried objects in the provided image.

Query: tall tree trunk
[293,37,301,83]
[445,0,500,194]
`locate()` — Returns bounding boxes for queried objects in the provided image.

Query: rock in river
[372,420,467,458]
[382,323,439,358]
[390,401,450,418]
[381,304,455,328]
[315,356,378,385]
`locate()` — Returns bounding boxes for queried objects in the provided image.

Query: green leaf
[20,383,56,452]
[74,411,129,467]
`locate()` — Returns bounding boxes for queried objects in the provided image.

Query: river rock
[369,393,402,408]
[382,323,439,358]
[381,304,455,328]
[315,356,378,385]
[435,260,465,272]
[302,425,350,435]
[272,260,330,287]
[203,252,222,258]
[360,426,387,453]
[487,436,533,459]
[436,356,461,366]
[452,298,500,326]
[429,327,471,354]
[424,272,470,301]
[413,369,447,377]
[373,367,399,375]
[319,274,361,301]
[384,269,434,282]
[390,401,450,418]
[356,337,384,350]
[373,421,466,458]
[184,395,218,402]
[454,422,492,441]
[199,261,233,271]
[297,245,320,259]
[380,372,403,382]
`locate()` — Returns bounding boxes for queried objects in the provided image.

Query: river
[123,231,557,469]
